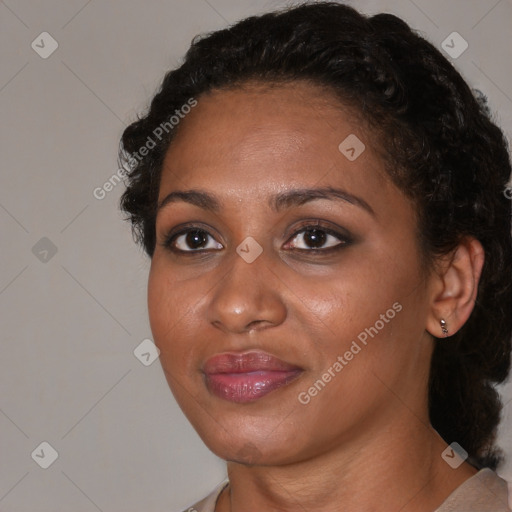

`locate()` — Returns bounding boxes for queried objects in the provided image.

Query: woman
[119,2,512,510]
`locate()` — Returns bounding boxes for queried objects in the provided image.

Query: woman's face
[148,81,436,465]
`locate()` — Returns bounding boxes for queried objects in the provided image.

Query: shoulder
[179,480,229,512]
[436,468,511,511]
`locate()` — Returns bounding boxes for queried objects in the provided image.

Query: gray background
[1,0,511,510]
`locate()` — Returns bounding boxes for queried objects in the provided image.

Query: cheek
[291,244,427,378]
[147,260,190,363]
[291,258,407,338]
[147,263,201,407]
[147,263,170,343]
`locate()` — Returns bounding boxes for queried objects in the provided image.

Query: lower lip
[204,370,302,403]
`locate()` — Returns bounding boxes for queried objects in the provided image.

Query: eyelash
[161,221,353,255]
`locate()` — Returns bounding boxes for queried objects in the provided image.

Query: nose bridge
[207,242,286,333]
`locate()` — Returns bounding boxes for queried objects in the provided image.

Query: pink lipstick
[202,351,303,403]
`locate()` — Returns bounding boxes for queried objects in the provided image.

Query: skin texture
[148,81,484,511]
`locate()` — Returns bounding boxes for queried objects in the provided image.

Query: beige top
[182,468,511,512]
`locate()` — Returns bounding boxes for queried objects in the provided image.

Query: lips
[202,351,303,403]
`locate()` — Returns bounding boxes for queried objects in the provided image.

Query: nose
[206,249,287,334]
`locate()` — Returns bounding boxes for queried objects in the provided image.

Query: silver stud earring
[440,319,449,337]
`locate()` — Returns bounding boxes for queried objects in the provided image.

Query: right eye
[163,228,223,253]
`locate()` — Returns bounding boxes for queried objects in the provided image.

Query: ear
[426,237,485,338]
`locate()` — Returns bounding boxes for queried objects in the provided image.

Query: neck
[216,414,477,512]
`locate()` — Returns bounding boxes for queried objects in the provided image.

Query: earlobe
[439,319,449,337]
[426,237,485,339]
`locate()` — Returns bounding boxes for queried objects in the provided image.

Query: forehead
[160,81,389,197]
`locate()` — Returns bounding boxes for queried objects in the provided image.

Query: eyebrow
[157,186,375,216]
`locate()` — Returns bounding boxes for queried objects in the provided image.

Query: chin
[215,440,293,466]
[194,417,309,466]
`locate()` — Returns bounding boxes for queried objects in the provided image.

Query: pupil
[305,228,326,248]
[186,230,207,249]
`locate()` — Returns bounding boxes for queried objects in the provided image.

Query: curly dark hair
[119,2,512,469]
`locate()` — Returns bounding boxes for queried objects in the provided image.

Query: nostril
[246,320,271,332]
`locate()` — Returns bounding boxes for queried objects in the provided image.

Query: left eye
[286,227,348,250]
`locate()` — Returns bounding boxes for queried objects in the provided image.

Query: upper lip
[202,350,303,374]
